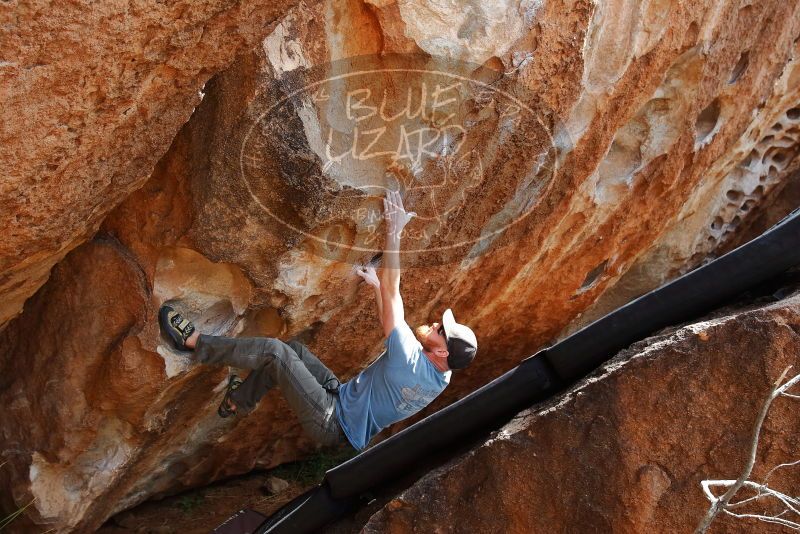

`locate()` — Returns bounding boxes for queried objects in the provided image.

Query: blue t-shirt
[335,320,451,450]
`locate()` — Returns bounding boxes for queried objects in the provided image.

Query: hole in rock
[472,56,505,86]
[741,199,756,211]
[579,259,608,290]
[684,22,699,46]
[726,189,744,202]
[303,294,323,310]
[738,4,754,19]
[729,51,749,84]
[788,108,800,121]
[711,216,724,231]
[753,185,765,197]
[772,122,783,131]
[154,248,252,318]
[154,247,252,376]
[239,307,286,337]
[695,98,722,146]
[730,215,741,228]
[594,129,644,204]
[742,149,759,168]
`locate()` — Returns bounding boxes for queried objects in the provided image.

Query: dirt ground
[98,448,358,534]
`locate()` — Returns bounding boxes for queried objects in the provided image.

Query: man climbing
[158,190,478,451]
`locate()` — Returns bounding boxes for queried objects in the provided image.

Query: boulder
[361,284,800,533]
[0,0,311,329]
[3,0,800,532]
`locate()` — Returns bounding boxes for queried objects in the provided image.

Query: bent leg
[194,334,291,370]
[230,365,275,412]
[227,339,341,415]
[286,338,341,392]
[221,338,347,448]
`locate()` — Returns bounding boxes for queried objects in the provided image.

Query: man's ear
[435,347,449,358]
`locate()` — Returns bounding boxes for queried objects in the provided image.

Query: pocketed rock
[361,289,800,533]
[3,0,800,532]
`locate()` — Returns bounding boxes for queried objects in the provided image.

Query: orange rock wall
[2,0,800,532]
[0,0,310,329]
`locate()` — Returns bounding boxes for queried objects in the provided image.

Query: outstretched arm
[379,190,416,337]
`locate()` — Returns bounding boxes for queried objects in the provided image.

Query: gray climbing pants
[194,334,351,449]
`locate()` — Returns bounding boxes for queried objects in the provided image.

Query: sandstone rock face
[0,0,309,329]
[2,0,800,532]
[362,288,800,533]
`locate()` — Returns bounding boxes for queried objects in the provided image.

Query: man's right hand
[355,264,380,288]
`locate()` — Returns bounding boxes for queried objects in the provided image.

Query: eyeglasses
[437,324,446,340]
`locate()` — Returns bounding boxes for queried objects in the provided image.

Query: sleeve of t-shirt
[384,320,422,368]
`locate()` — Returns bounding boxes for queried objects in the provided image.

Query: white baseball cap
[442,308,478,369]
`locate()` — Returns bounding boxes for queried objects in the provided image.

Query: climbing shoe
[158,304,196,351]
[218,375,243,418]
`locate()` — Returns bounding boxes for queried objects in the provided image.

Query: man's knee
[286,339,305,353]
[257,337,295,358]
